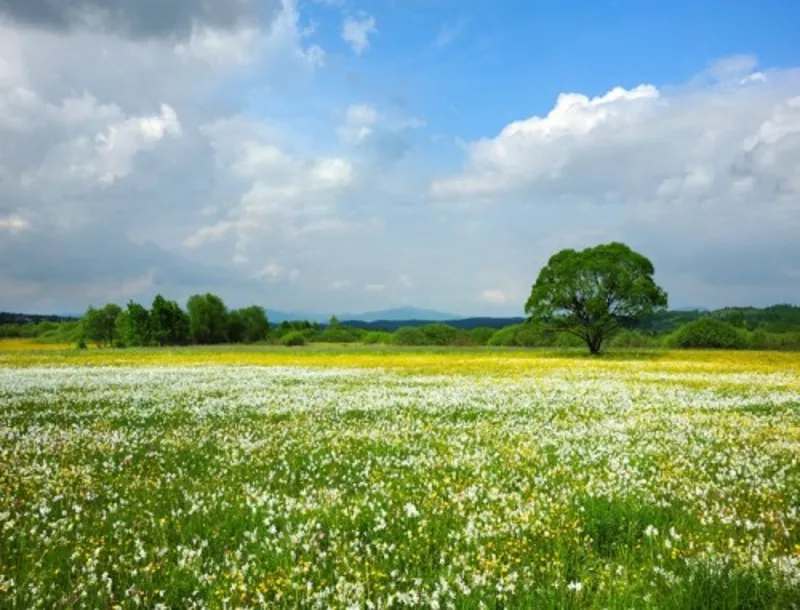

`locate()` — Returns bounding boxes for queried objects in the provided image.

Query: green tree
[671,317,747,349]
[82,303,121,347]
[115,301,151,347]
[525,242,668,354]
[228,306,269,344]
[150,295,190,346]
[419,323,459,346]
[187,293,229,344]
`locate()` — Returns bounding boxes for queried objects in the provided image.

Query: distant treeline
[1,299,800,350]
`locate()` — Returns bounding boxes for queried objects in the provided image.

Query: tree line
[2,242,800,352]
[79,294,269,348]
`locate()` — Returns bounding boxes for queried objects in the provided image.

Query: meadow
[1,342,799,608]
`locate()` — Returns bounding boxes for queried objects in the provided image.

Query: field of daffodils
[1,346,799,608]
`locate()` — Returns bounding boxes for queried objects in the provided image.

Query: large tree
[150,295,190,346]
[82,303,121,347]
[187,293,229,344]
[115,300,152,347]
[228,306,269,344]
[525,242,668,354]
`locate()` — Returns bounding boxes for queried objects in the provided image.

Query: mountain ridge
[265,306,461,324]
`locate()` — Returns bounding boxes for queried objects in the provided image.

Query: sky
[0,0,799,317]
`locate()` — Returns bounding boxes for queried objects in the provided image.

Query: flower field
[1,347,799,608]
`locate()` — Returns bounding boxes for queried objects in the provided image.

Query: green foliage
[228,306,269,344]
[468,327,496,346]
[608,329,661,349]
[671,317,748,349]
[362,331,393,345]
[487,323,559,347]
[115,301,151,347]
[419,324,459,346]
[150,295,190,346]
[317,325,364,343]
[748,329,800,351]
[526,242,668,354]
[187,293,229,345]
[82,303,122,347]
[281,331,307,347]
[391,326,430,346]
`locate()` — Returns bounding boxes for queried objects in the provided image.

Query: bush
[748,329,800,351]
[281,331,307,347]
[419,324,459,346]
[609,330,660,349]
[392,327,430,346]
[363,331,393,345]
[488,323,560,347]
[316,327,363,343]
[672,317,748,349]
[468,327,495,346]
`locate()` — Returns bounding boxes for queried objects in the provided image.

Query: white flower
[644,525,659,538]
[404,503,420,518]
[567,581,583,592]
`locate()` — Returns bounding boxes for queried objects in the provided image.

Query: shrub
[316,327,363,343]
[468,327,495,346]
[419,324,459,346]
[281,331,307,347]
[392,327,430,346]
[672,317,748,349]
[609,330,660,349]
[487,325,517,347]
[362,331,393,345]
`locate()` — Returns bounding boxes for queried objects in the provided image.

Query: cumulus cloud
[431,61,800,307]
[342,14,377,55]
[0,0,330,312]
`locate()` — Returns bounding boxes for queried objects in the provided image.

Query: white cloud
[0,214,30,233]
[364,283,385,293]
[30,103,181,187]
[432,84,660,199]
[338,103,378,143]
[481,289,507,304]
[431,60,800,308]
[332,279,351,290]
[174,25,261,66]
[256,262,283,280]
[342,15,377,55]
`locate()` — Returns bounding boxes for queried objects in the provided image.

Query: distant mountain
[345,317,525,332]
[340,307,460,323]
[265,306,460,324]
[264,309,330,324]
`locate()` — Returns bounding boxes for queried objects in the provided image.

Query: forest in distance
[2,299,800,351]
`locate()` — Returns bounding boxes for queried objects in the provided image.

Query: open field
[1,346,799,608]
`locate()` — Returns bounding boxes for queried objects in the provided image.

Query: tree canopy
[525,242,668,354]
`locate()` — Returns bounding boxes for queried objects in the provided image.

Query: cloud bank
[0,0,798,317]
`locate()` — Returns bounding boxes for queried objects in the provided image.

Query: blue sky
[0,0,799,316]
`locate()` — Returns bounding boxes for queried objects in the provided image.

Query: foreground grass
[1,348,799,608]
